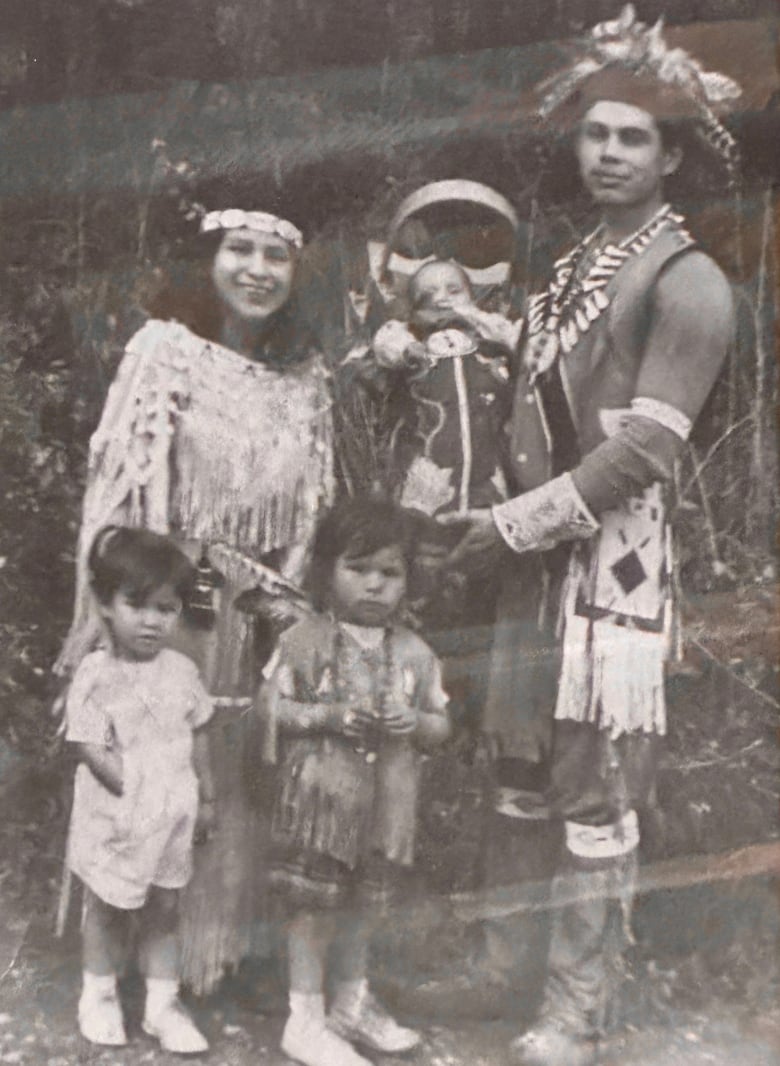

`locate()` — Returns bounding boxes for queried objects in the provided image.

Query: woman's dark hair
[142,228,320,367]
[88,525,195,606]
[308,496,416,611]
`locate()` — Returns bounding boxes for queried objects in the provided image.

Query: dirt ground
[0,586,777,1065]
[0,903,779,1066]
[1,814,778,1066]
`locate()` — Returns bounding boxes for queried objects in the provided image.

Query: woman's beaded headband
[200,209,304,249]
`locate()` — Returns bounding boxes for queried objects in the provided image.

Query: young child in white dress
[64,526,215,1053]
[260,497,451,1066]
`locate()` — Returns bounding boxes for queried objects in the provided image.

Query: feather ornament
[537,3,741,165]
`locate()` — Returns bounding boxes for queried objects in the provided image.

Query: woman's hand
[437,508,503,567]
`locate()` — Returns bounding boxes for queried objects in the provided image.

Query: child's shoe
[281,1012,372,1066]
[142,1000,208,1054]
[329,982,421,1054]
[78,975,127,1046]
[142,978,208,1054]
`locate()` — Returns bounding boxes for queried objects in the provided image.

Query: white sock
[332,978,368,1013]
[145,977,178,1021]
[82,971,117,997]
[289,991,325,1025]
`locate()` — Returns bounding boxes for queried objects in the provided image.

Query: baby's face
[410,262,473,329]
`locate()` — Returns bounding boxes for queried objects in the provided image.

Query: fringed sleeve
[55,321,189,677]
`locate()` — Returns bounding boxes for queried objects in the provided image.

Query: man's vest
[508,223,697,493]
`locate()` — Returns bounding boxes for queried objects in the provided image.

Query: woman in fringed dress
[56,206,335,994]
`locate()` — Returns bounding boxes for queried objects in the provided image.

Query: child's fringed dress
[261,615,449,910]
[56,319,334,994]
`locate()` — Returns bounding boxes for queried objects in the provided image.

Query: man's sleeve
[572,251,735,515]
[493,251,734,554]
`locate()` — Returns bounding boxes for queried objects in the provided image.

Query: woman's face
[211,227,296,324]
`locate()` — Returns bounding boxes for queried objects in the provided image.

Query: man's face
[576,100,681,210]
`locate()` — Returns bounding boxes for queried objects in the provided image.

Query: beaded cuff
[493,473,599,554]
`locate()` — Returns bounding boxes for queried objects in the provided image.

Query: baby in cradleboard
[359,258,522,749]
[63,526,215,1054]
[258,496,451,1066]
[370,257,521,522]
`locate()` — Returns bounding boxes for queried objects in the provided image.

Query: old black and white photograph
[0,2,778,1063]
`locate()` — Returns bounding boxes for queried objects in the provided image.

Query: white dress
[66,649,213,910]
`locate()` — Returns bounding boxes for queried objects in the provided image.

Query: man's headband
[199,209,304,250]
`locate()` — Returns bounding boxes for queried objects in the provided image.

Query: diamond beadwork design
[610,549,647,594]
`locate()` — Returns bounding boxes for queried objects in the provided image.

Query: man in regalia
[449,7,740,1063]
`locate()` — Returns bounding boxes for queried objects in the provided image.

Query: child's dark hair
[88,526,196,606]
[308,496,416,611]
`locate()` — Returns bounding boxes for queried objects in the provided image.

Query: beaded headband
[537,4,741,167]
[200,209,304,249]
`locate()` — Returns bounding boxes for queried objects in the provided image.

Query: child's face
[410,262,473,328]
[329,545,407,627]
[99,582,182,661]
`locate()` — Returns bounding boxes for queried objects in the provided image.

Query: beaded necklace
[524,204,689,382]
[332,622,394,764]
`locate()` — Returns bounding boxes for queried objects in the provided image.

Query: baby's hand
[381,702,418,736]
[454,306,522,349]
[373,320,418,369]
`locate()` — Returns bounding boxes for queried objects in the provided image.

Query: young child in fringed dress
[361,258,522,746]
[64,526,215,1054]
[259,497,451,1066]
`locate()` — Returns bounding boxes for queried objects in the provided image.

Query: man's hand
[437,508,503,567]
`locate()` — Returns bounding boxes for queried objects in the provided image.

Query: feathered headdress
[537,4,741,166]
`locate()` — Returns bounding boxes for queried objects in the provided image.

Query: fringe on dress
[56,319,335,994]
